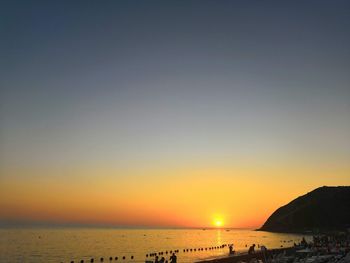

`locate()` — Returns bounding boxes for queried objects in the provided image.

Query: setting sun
[215,220,223,227]
[213,218,224,227]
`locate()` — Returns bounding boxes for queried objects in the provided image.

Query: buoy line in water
[64,243,231,263]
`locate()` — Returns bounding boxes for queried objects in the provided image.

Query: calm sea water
[0,228,310,263]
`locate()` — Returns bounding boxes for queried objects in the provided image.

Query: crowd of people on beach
[312,234,350,253]
[225,233,350,263]
[147,233,350,263]
[262,234,350,263]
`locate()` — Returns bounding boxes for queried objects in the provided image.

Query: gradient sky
[1,1,350,228]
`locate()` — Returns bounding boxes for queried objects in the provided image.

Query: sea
[0,228,311,263]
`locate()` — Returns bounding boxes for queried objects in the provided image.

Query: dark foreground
[197,234,350,263]
[196,247,294,263]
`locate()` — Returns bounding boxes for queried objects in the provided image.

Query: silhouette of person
[170,253,177,263]
[154,256,159,263]
[159,257,165,263]
[261,245,268,262]
[229,244,235,255]
[248,244,256,254]
[301,237,307,247]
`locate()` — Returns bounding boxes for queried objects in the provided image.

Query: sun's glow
[213,218,224,227]
[215,220,222,227]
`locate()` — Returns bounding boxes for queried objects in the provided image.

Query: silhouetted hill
[259,186,350,233]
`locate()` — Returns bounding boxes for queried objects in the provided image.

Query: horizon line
[0,221,257,230]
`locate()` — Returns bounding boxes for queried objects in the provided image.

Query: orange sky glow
[1,162,349,228]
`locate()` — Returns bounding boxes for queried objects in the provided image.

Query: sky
[1,0,350,228]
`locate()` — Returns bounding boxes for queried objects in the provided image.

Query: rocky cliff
[259,186,350,233]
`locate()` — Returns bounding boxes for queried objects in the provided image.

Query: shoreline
[196,233,350,263]
[196,247,295,263]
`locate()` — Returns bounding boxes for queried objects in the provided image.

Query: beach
[197,233,350,263]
